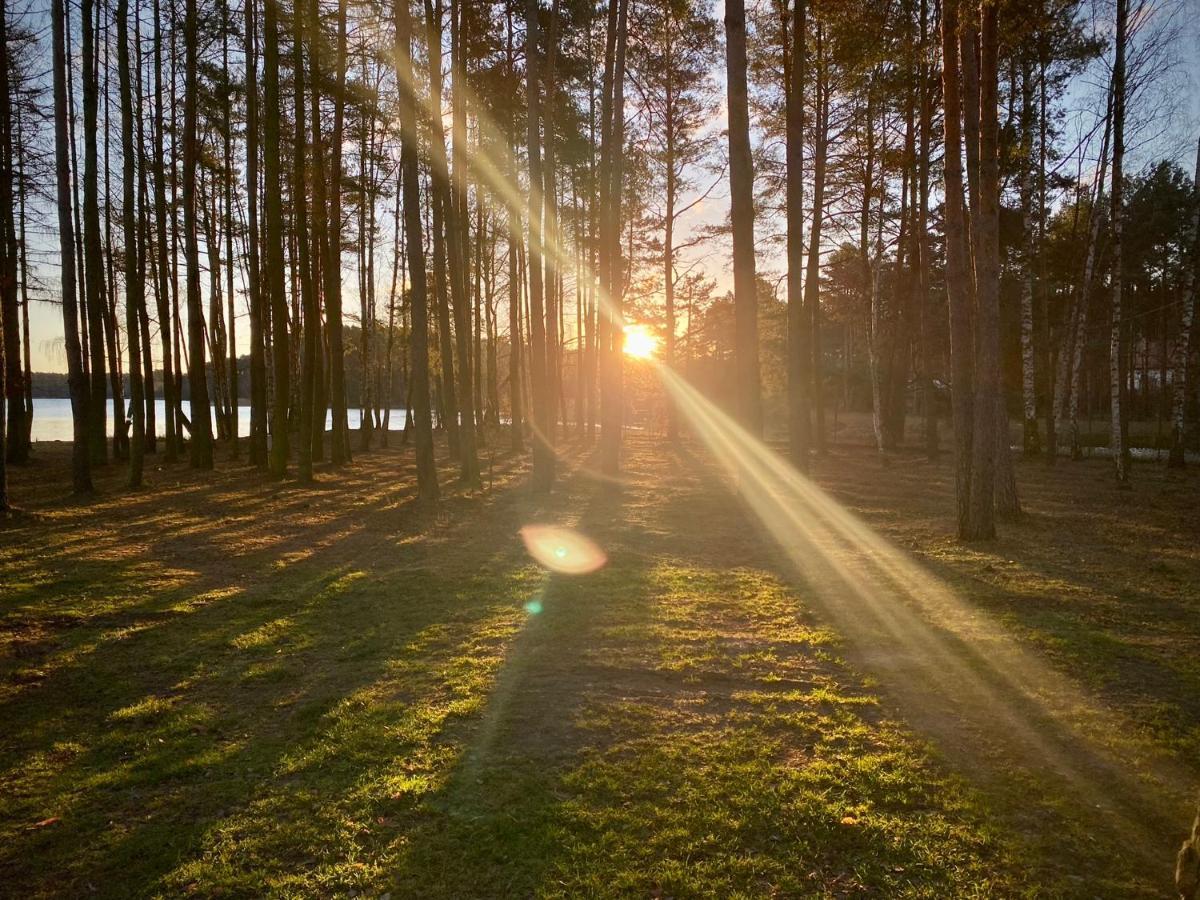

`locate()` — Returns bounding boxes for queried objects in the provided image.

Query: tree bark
[264,0,290,477]
[118,0,145,486]
[940,0,974,538]
[82,0,109,464]
[0,0,24,474]
[294,0,317,483]
[326,0,350,464]
[784,0,808,465]
[1167,135,1200,467]
[1019,65,1040,456]
[394,0,439,499]
[1110,0,1130,484]
[526,0,555,490]
[448,0,480,483]
[966,0,1005,535]
[245,0,267,466]
[724,0,761,435]
[183,0,213,467]
[52,0,93,493]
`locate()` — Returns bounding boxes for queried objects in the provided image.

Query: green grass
[1,434,1194,896]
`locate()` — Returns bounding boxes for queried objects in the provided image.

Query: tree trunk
[222,3,238,457]
[806,21,829,454]
[294,0,317,483]
[1110,0,1130,484]
[150,0,178,461]
[183,0,213,467]
[326,0,350,464]
[724,0,761,435]
[598,0,628,475]
[0,0,24,474]
[526,0,555,491]
[504,3,523,451]
[784,0,808,465]
[264,0,289,477]
[1018,66,1039,456]
[118,0,145,486]
[52,0,93,493]
[133,2,155,455]
[1166,135,1199,467]
[448,0,480,484]
[245,0,267,466]
[0,0,7,506]
[540,0,562,442]
[82,0,109,464]
[916,0,937,459]
[940,0,974,538]
[967,1,1005,535]
[394,0,438,499]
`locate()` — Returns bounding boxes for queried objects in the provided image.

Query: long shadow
[0,442,537,895]
[684,435,1193,890]
[381,438,1066,896]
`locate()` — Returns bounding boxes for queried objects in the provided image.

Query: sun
[623,324,659,360]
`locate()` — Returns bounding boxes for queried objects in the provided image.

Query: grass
[1,426,1197,897]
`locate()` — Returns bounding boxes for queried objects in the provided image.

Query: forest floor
[1,422,1199,897]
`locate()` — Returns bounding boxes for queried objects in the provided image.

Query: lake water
[27,398,410,443]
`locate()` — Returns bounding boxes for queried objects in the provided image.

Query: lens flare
[520,525,607,575]
[623,324,659,360]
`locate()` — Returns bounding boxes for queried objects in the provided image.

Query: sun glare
[623,324,659,360]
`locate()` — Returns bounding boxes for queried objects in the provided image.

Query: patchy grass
[1,429,1195,897]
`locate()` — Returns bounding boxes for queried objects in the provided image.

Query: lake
[28,398,411,443]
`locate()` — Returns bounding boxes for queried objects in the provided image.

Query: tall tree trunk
[383,181,401,447]
[784,0,808,465]
[940,0,974,538]
[17,102,33,452]
[82,0,109,464]
[134,1,156,454]
[52,0,93,493]
[1168,136,1200,468]
[967,1,1004,536]
[326,0,350,464]
[223,2,238,457]
[305,0,328,466]
[0,0,24,472]
[540,0,561,440]
[245,0,267,466]
[526,0,555,491]
[1019,65,1039,456]
[598,0,628,476]
[448,0,479,484]
[916,0,937,459]
[294,0,317,483]
[183,0,213,467]
[1110,0,1130,484]
[724,0,761,434]
[0,0,7,506]
[1054,84,1112,461]
[806,21,828,454]
[394,0,438,499]
[152,0,178,461]
[264,0,289,477]
[118,0,145,486]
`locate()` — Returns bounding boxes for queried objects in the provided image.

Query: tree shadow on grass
[379,440,1082,898]
[0,443,545,896]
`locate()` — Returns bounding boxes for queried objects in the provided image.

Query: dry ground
[1,424,1198,897]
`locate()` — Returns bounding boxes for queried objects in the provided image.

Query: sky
[18,0,1200,375]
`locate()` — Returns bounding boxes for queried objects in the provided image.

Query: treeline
[0,0,1197,543]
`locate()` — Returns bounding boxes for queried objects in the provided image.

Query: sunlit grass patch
[0,436,1187,897]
